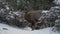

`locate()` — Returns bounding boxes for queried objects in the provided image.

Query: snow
[10,16,15,18]
[5,5,10,10]
[12,11,23,16]
[54,6,60,8]
[53,0,60,5]
[42,10,49,13]
[0,23,59,34]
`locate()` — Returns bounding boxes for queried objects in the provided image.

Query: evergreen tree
[6,0,54,11]
[55,16,60,31]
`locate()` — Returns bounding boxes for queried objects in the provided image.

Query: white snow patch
[10,16,15,18]
[0,23,59,34]
[1,9,4,11]
[54,6,60,8]
[13,12,20,16]
[51,6,60,9]
[42,10,49,13]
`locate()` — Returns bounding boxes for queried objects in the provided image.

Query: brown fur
[24,10,42,30]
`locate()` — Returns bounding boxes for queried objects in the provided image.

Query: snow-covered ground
[0,23,59,34]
